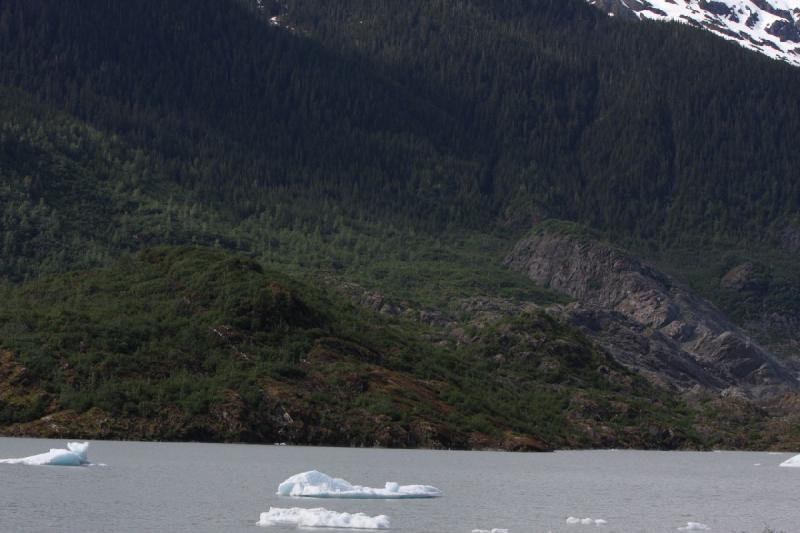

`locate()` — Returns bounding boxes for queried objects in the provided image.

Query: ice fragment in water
[678,523,710,531]
[471,529,509,533]
[257,507,390,529]
[0,442,91,466]
[779,453,800,467]
[277,470,442,498]
[566,517,606,525]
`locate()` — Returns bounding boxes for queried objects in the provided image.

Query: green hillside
[0,0,798,448]
[0,246,738,449]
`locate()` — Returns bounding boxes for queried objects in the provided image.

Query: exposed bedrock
[504,230,798,399]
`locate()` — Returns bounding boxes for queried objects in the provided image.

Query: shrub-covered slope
[1,246,765,450]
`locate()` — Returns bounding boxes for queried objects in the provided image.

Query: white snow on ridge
[0,442,92,466]
[779,453,800,467]
[588,0,800,67]
[257,507,390,529]
[277,470,442,499]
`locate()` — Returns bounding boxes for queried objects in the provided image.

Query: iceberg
[472,529,509,533]
[678,523,710,531]
[0,442,91,466]
[566,517,607,526]
[779,454,800,467]
[257,507,390,529]
[277,470,442,499]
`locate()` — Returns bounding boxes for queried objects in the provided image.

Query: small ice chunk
[0,442,91,466]
[779,454,800,467]
[257,507,389,529]
[277,470,442,499]
[471,529,509,533]
[678,523,710,531]
[566,517,606,525]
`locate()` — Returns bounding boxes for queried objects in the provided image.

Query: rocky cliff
[504,229,799,399]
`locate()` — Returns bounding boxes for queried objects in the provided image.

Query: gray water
[0,438,797,532]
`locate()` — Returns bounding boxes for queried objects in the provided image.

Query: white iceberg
[277,470,442,499]
[566,517,607,526]
[0,442,91,466]
[779,454,800,467]
[257,507,390,529]
[678,522,710,531]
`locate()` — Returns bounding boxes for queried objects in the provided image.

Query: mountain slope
[0,246,743,450]
[589,0,800,66]
[0,0,799,448]
[2,0,800,248]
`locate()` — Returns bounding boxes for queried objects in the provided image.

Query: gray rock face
[504,231,798,399]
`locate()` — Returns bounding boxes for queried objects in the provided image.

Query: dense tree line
[0,0,798,246]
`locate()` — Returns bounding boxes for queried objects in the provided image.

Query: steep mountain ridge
[589,0,800,66]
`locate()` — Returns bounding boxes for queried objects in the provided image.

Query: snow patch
[566,516,607,525]
[257,507,390,529]
[678,523,711,531]
[588,0,800,67]
[779,453,800,467]
[277,470,442,499]
[0,442,93,466]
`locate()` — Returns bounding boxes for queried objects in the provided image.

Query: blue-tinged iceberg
[277,470,442,499]
[0,441,91,466]
[257,507,390,529]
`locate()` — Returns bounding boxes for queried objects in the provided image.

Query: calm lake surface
[0,437,797,532]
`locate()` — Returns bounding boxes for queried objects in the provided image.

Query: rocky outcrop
[779,222,800,253]
[504,230,798,399]
[720,262,769,292]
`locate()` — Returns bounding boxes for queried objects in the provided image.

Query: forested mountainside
[0,0,799,448]
[2,0,800,250]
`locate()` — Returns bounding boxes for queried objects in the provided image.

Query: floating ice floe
[471,529,509,533]
[0,442,92,466]
[257,507,390,529]
[779,454,800,467]
[277,470,442,499]
[566,517,607,526]
[678,522,710,531]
